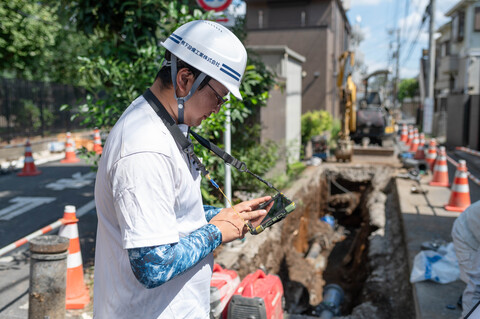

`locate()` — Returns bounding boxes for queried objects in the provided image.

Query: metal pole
[224,102,232,207]
[394,28,400,108]
[28,235,69,319]
[424,0,436,133]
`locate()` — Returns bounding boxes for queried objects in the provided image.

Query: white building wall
[285,56,302,163]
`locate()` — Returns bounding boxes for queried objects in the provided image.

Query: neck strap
[143,88,279,192]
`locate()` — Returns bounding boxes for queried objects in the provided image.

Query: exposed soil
[215,164,415,318]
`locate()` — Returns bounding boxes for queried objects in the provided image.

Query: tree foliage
[0,0,91,84]
[301,110,334,144]
[398,78,419,102]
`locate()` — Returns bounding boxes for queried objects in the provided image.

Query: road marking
[0,197,56,221]
[77,199,96,218]
[46,172,96,191]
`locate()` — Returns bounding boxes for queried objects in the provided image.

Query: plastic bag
[410,242,460,284]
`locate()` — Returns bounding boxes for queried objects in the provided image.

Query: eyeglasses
[206,82,229,108]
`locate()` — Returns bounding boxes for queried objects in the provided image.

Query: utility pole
[424,0,436,133]
[393,28,400,108]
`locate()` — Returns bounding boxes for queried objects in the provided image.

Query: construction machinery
[334,51,356,162]
[351,69,395,146]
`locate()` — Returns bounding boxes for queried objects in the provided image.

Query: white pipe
[224,102,232,207]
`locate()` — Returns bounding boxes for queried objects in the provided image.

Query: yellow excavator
[335,51,356,162]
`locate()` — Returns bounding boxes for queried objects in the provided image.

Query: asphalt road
[0,158,98,318]
[447,149,480,202]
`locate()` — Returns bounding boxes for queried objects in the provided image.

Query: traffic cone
[425,139,437,172]
[429,146,449,187]
[409,130,419,153]
[61,132,80,164]
[17,140,41,176]
[92,128,103,155]
[414,133,426,160]
[406,126,414,147]
[59,205,90,309]
[400,124,408,143]
[445,160,471,212]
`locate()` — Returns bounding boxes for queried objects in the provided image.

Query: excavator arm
[335,51,356,161]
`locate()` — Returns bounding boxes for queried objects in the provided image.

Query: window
[475,7,480,31]
[452,11,465,42]
[258,10,264,29]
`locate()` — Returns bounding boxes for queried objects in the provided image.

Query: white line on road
[0,197,56,221]
[76,199,96,218]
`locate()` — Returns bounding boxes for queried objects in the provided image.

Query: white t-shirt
[93,95,212,318]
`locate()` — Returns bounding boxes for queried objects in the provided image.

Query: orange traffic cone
[429,146,449,187]
[92,128,103,155]
[400,124,408,143]
[17,140,41,176]
[425,139,437,172]
[414,133,426,160]
[59,205,90,309]
[61,132,80,164]
[409,130,419,153]
[406,126,414,147]
[445,160,471,212]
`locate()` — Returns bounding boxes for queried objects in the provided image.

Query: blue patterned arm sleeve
[127,224,222,289]
[203,205,222,222]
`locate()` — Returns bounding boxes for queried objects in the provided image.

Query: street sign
[197,0,232,12]
[0,197,56,221]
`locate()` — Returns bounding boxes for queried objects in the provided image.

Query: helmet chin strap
[170,55,207,124]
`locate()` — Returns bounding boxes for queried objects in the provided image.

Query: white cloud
[352,0,386,6]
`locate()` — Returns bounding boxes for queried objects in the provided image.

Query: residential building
[435,0,480,149]
[245,0,351,119]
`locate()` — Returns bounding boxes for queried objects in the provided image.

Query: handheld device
[247,193,296,235]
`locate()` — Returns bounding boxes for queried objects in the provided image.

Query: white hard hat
[161,20,247,100]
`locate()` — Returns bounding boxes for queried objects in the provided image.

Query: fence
[0,78,86,143]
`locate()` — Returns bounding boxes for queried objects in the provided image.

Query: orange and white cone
[445,160,471,212]
[59,205,90,309]
[414,133,426,160]
[400,124,408,143]
[409,130,419,153]
[61,132,80,164]
[406,125,414,147]
[429,146,449,187]
[17,140,41,176]
[425,139,437,172]
[92,128,103,155]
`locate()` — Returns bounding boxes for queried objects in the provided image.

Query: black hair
[156,50,210,90]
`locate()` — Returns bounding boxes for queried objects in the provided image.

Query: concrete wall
[446,94,469,148]
[469,95,480,149]
[251,46,304,166]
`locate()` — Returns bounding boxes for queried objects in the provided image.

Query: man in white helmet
[93,20,270,318]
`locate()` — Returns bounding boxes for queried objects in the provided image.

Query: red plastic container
[210,263,240,319]
[227,269,284,319]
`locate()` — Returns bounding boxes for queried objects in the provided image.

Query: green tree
[301,110,334,144]
[398,78,419,102]
[0,0,91,84]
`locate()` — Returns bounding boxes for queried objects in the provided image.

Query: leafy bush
[301,110,333,144]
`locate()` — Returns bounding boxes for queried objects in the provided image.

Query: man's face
[184,79,229,127]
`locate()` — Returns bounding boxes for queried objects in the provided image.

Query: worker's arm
[203,205,222,222]
[128,224,222,289]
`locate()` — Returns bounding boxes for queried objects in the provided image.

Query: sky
[346,0,456,79]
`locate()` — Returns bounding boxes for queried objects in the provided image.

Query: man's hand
[209,196,272,243]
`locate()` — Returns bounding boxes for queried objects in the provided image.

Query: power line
[401,2,430,65]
